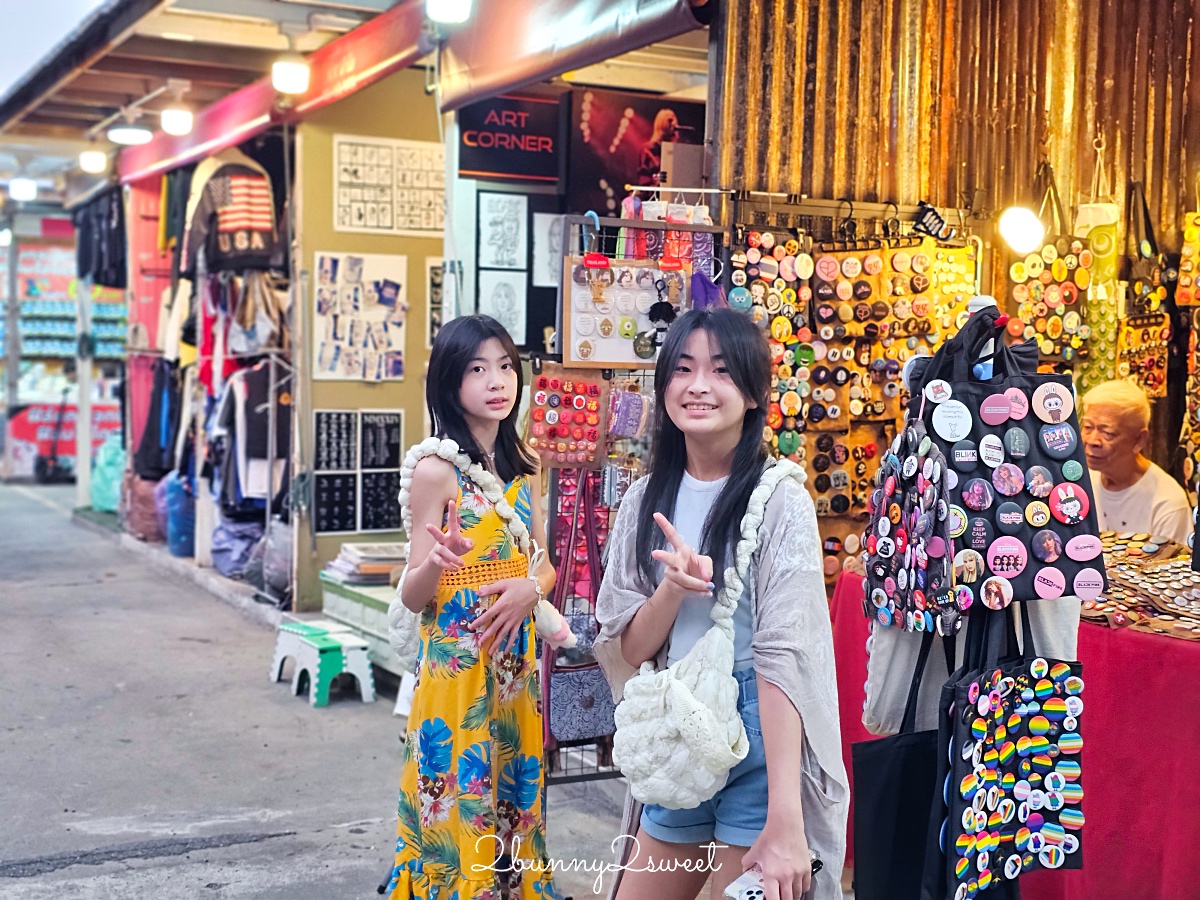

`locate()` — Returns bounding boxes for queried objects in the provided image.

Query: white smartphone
[723,854,823,900]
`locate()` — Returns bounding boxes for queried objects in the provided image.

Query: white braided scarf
[612,457,806,809]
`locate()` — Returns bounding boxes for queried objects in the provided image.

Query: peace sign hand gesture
[651,512,715,598]
[424,500,474,572]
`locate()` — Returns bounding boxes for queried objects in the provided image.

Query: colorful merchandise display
[727,218,978,580]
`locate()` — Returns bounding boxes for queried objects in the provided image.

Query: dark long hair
[635,309,771,595]
[426,315,537,484]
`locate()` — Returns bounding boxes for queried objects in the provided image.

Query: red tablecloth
[830,570,1200,899]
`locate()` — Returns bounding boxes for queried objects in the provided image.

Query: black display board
[314,410,357,472]
[312,408,404,534]
[360,411,403,470]
[314,473,358,534]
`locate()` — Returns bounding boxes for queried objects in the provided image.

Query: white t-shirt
[665,471,755,667]
[1091,462,1192,545]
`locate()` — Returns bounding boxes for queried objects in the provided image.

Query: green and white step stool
[270,618,376,707]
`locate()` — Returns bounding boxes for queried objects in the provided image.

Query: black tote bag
[852,630,953,900]
[908,307,1107,603]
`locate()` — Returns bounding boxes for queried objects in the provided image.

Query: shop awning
[437,0,713,111]
[118,0,430,184]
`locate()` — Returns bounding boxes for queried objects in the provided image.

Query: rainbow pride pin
[1058,733,1084,754]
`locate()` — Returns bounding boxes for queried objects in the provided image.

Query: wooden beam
[112,34,279,71]
[90,55,261,88]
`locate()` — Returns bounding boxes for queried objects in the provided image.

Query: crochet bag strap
[704,458,806,641]
[398,436,532,558]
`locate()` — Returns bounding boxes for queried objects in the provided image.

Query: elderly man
[1080,379,1192,545]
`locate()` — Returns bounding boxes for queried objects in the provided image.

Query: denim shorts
[640,668,767,847]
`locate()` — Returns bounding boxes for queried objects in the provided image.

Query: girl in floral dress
[387,315,560,900]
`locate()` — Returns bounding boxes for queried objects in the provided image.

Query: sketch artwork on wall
[478,192,528,270]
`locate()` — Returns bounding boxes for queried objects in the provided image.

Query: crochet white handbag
[612,458,805,809]
[387,437,575,669]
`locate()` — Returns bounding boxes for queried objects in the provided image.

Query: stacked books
[324,542,408,586]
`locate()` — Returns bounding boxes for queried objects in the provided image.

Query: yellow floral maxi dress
[387,470,560,900]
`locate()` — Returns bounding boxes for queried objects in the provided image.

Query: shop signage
[5,402,121,478]
[458,95,562,183]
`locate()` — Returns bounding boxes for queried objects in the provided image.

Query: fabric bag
[1074,138,1121,391]
[944,605,1084,896]
[852,630,954,900]
[1007,162,1091,366]
[1122,181,1177,317]
[909,305,1107,603]
[611,459,803,809]
[544,468,617,743]
[862,415,957,635]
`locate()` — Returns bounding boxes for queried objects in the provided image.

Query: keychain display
[1180,309,1200,483]
[1007,164,1092,365]
[1114,312,1170,398]
[527,362,611,468]
[561,255,690,368]
[608,380,653,440]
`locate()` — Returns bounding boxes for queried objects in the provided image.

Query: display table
[318,573,404,677]
[830,570,1200,899]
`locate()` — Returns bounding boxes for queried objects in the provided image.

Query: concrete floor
[0,483,628,899]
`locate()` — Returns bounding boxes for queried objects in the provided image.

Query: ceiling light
[0,229,12,248]
[998,206,1045,255]
[272,52,310,96]
[160,104,193,136]
[79,149,108,174]
[108,123,153,145]
[426,0,473,23]
[9,177,37,202]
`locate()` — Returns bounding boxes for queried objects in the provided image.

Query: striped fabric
[214,175,274,233]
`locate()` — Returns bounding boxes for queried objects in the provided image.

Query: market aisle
[0,483,627,900]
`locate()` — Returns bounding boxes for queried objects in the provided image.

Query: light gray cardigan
[594,474,849,900]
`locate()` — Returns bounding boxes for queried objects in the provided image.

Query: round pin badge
[1061,459,1084,482]
[1064,534,1102,562]
[981,576,1014,610]
[1026,501,1052,528]
[796,253,815,280]
[1004,388,1030,420]
[951,440,979,471]
[966,517,994,550]
[979,434,1006,468]
[996,502,1024,534]
[1049,483,1089,525]
[993,463,1025,496]
[981,393,1012,426]
[1039,422,1079,460]
[842,256,863,278]
[962,478,995,511]
[1004,427,1031,460]
[1030,529,1064,563]
[1024,465,1054,498]
[987,537,1028,577]
[948,505,969,538]
[934,400,973,442]
[815,255,841,282]
[1072,567,1104,601]
[1032,383,1075,423]
[924,379,953,404]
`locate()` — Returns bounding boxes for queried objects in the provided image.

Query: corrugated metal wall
[710,0,1200,245]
